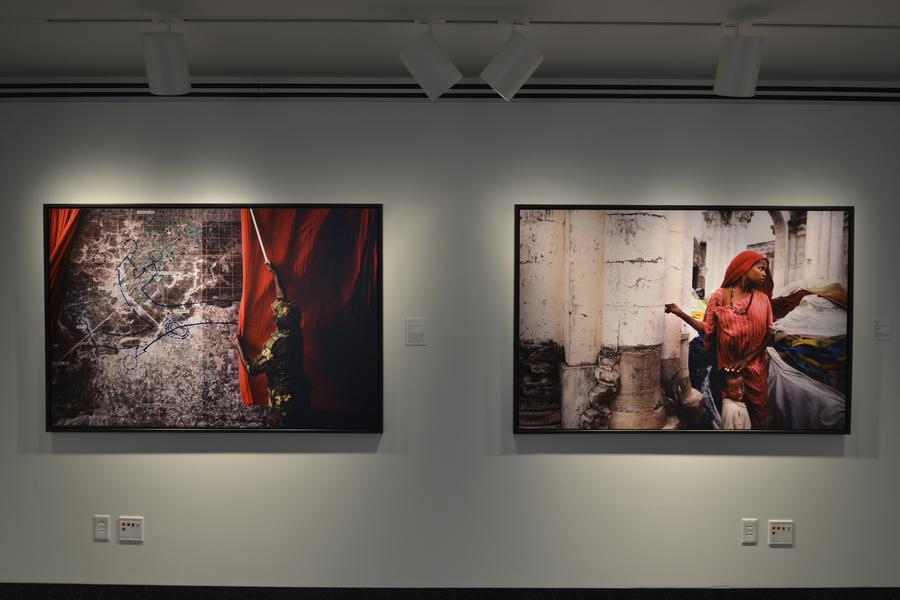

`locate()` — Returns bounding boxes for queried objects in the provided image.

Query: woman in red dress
[666,250,775,429]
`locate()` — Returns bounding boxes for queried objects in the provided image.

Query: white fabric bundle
[773,295,847,338]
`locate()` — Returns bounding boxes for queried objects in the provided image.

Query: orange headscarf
[721,249,774,298]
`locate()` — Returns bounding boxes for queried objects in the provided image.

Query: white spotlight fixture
[714,24,765,98]
[142,23,191,96]
[400,24,462,101]
[480,25,544,101]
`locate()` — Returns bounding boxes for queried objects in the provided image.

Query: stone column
[519,209,566,344]
[827,211,845,285]
[787,211,807,284]
[559,210,605,429]
[661,211,691,368]
[804,210,848,286]
[518,209,568,430]
[660,211,702,426]
[702,210,753,292]
[602,210,669,429]
[563,210,605,365]
[768,210,789,291]
[804,211,826,285]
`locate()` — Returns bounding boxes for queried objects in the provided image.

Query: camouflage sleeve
[271,298,297,320]
[247,338,276,375]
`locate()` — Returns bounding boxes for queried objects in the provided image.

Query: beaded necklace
[729,286,753,316]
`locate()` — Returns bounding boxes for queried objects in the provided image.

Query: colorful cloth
[774,335,847,393]
[703,287,774,429]
[767,347,845,430]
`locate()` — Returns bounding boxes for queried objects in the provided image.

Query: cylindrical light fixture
[714,26,765,98]
[400,26,462,101]
[142,26,191,96]
[480,28,544,101]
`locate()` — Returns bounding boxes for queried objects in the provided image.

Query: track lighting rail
[1,80,898,102]
[3,17,900,29]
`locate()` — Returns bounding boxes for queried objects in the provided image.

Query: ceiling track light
[399,21,462,101]
[714,23,765,98]
[481,23,544,101]
[142,21,191,96]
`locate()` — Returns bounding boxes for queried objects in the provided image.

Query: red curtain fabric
[238,208,379,411]
[47,208,81,331]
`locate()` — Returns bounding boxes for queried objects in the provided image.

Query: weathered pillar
[702,210,753,293]
[787,211,807,284]
[518,209,567,429]
[827,211,845,285]
[804,210,848,286]
[768,210,789,291]
[804,211,826,284]
[661,211,691,371]
[559,210,605,429]
[661,211,702,427]
[519,209,566,344]
[603,210,669,429]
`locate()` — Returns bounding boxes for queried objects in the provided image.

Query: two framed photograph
[515,206,852,433]
[45,205,382,432]
[45,203,853,435]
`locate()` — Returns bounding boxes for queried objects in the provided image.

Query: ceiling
[2,0,899,83]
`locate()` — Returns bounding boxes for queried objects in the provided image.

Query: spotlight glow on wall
[399,26,462,101]
[142,25,191,96]
[714,25,765,98]
[481,29,544,101]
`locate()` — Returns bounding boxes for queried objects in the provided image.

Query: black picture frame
[514,205,853,434]
[45,204,383,433]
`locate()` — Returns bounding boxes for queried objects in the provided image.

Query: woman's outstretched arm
[665,303,705,334]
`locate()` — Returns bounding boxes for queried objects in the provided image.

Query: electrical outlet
[118,516,144,543]
[741,518,758,545]
[93,515,110,542]
[768,519,794,546]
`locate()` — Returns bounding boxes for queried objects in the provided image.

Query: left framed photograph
[45,205,382,432]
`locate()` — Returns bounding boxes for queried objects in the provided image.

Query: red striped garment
[703,287,774,429]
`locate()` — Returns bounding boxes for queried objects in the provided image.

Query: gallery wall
[0,98,898,588]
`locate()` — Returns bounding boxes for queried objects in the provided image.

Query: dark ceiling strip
[523,84,712,90]
[2,82,898,94]
[195,82,424,90]
[0,82,425,90]
[181,18,415,24]
[0,82,149,89]
[42,18,156,24]
[1,90,898,102]
[23,17,900,29]
[756,85,900,93]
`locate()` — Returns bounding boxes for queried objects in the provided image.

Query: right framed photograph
[515,206,853,433]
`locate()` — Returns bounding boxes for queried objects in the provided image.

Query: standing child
[720,370,752,430]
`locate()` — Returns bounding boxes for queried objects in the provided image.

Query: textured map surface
[49,207,267,428]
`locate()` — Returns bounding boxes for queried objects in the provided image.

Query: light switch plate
[741,518,758,545]
[118,516,144,543]
[93,514,110,541]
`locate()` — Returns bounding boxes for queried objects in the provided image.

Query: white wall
[0,98,898,588]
